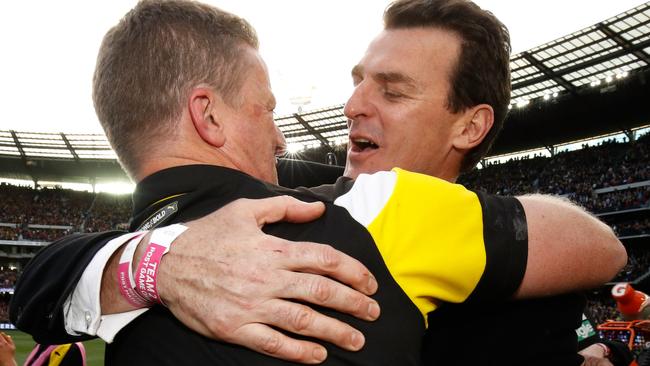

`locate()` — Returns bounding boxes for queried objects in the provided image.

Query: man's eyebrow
[351,64,363,79]
[374,72,418,90]
[351,65,419,91]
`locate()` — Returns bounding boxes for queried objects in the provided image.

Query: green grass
[5,330,105,366]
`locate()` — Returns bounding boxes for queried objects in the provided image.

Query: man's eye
[384,90,403,99]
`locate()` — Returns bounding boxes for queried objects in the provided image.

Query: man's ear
[188,87,226,148]
[452,104,494,150]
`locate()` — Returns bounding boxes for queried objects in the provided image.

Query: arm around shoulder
[514,194,626,298]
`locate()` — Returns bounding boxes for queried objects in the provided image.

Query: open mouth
[350,138,379,153]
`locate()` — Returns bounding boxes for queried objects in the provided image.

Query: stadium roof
[1,2,649,183]
[0,130,116,161]
[509,3,650,102]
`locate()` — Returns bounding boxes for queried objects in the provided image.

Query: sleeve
[9,230,127,344]
[65,232,149,343]
[334,168,528,320]
[461,190,528,304]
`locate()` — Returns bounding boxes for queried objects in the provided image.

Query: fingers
[281,271,380,322]
[230,323,328,364]
[0,332,10,345]
[261,299,365,351]
[237,196,326,226]
[281,240,378,296]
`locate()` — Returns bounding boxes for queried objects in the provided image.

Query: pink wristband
[134,224,187,305]
[117,232,150,308]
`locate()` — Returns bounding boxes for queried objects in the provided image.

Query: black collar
[132,164,267,214]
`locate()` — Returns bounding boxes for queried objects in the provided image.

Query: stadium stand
[0,294,9,323]
[0,133,646,262]
[586,295,620,326]
[0,4,648,362]
[459,132,650,197]
[457,134,650,331]
[0,183,130,240]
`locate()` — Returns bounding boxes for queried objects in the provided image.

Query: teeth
[352,138,378,149]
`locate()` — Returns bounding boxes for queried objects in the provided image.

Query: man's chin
[343,163,361,179]
[345,150,395,178]
[344,164,385,180]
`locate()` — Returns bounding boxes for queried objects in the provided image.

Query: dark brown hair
[93,0,258,177]
[384,0,511,172]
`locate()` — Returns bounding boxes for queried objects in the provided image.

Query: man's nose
[344,83,371,125]
[274,125,287,156]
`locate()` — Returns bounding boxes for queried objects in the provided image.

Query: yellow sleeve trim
[366,168,487,322]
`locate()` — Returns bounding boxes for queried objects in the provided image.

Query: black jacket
[10,160,584,365]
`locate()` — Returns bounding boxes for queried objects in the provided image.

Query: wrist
[132,224,188,306]
[117,233,150,308]
[101,232,150,314]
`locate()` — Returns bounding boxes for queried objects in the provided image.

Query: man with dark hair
[12,1,625,365]
[350,0,512,177]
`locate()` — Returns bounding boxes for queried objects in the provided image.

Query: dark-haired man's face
[343,28,467,181]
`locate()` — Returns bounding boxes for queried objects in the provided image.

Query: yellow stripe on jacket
[334,168,486,324]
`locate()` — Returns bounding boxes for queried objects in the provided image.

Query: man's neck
[135,150,237,183]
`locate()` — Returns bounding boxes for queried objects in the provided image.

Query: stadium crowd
[614,219,650,237]
[0,227,73,242]
[612,247,650,283]
[82,194,131,233]
[0,183,130,241]
[590,187,650,214]
[586,296,620,325]
[0,300,7,324]
[459,132,650,197]
[0,133,647,336]
[0,184,92,226]
[457,133,650,332]
[0,270,17,289]
[0,292,11,323]
[0,134,646,243]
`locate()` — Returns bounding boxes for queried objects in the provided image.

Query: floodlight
[287,143,303,154]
